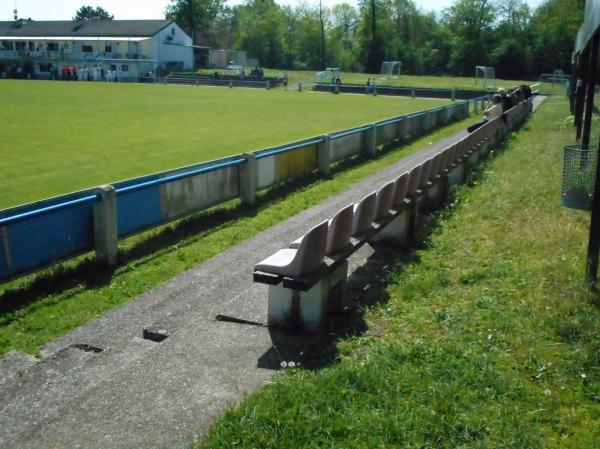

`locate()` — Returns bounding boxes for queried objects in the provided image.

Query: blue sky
[4,0,546,21]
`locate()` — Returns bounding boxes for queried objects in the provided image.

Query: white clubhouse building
[0,19,193,80]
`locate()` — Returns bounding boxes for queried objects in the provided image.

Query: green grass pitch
[0,80,449,210]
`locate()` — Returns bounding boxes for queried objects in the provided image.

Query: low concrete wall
[0,98,481,283]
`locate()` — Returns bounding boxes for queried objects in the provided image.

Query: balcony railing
[0,50,148,61]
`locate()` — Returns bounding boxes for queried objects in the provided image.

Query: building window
[28,41,34,51]
[105,45,112,53]
[47,42,58,51]
[171,27,175,35]
[121,65,128,72]
[82,45,93,53]
[110,64,117,71]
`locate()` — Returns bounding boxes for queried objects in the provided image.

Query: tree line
[166,0,583,79]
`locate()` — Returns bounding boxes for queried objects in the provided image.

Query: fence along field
[0,80,450,210]
[0,80,473,283]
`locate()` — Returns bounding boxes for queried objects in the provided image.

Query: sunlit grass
[196,98,600,448]
[0,79,447,209]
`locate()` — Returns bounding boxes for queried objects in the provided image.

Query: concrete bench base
[370,206,415,247]
[267,260,349,332]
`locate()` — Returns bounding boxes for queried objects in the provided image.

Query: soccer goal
[381,61,401,79]
[314,67,341,83]
[475,66,496,89]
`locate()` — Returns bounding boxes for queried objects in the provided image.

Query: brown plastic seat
[419,158,434,188]
[255,220,328,277]
[352,191,377,236]
[406,165,423,197]
[375,181,396,220]
[392,172,410,206]
[289,204,354,255]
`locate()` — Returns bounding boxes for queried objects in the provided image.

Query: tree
[73,5,113,21]
[234,0,286,68]
[358,0,385,72]
[442,0,496,75]
[528,0,585,74]
[165,0,223,45]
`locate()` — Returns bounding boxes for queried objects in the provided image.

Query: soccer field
[0,80,449,210]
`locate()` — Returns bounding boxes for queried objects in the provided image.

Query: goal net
[381,61,401,79]
[475,66,496,89]
[314,68,341,83]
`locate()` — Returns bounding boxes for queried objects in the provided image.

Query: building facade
[0,19,193,81]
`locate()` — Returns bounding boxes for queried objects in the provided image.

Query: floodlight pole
[585,34,600,286]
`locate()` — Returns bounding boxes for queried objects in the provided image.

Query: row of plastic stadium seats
[253,99,531,331]
[255,114,504,279]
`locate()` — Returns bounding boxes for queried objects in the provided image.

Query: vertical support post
[474,98,479,114]
[411,88,415,99]
[451,87,456,101]
[575,48,590,135]
[94,185,118,268]
[298,82,303,92]
[365,124,377,157]
[587,134,600,287]
[266,80,270,90]
[582,35,599,147]
[318,135,332,176]
[240,153,257,207]
[585,38,600,287]
[229,79,233,88]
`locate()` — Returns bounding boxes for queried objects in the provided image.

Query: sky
[3,0,546,21]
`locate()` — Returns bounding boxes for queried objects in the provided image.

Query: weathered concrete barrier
[0,99,472,283]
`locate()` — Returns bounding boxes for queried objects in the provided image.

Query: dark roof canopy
[575,0,600,54]
[0,19,172,38]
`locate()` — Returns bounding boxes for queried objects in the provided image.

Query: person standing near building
[283,73,288,91]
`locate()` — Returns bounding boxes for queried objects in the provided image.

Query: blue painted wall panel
[0,243,8,279]
[6,203,94,277]
[116,186,162,237]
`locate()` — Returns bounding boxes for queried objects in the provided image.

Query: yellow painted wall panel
[275,145,317,181]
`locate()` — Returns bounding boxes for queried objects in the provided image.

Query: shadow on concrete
[256,241,424,372]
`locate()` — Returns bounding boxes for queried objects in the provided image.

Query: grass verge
[0,114,474,356]
[196,97,600,448]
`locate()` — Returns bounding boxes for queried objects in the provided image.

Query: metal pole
[575,48,590,138]
[582,35,599,147]
[586,131,600,287]
[585,36,600,287]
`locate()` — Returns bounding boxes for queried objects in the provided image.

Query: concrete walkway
[0,97,545,449]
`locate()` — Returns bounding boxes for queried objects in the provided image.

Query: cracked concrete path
[0,96,545,449]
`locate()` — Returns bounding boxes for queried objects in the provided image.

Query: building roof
[0,19,173,38]
[574,0,600,54]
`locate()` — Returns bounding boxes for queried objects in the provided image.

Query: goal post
[381,61,401,79]
[475,65,496,89]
